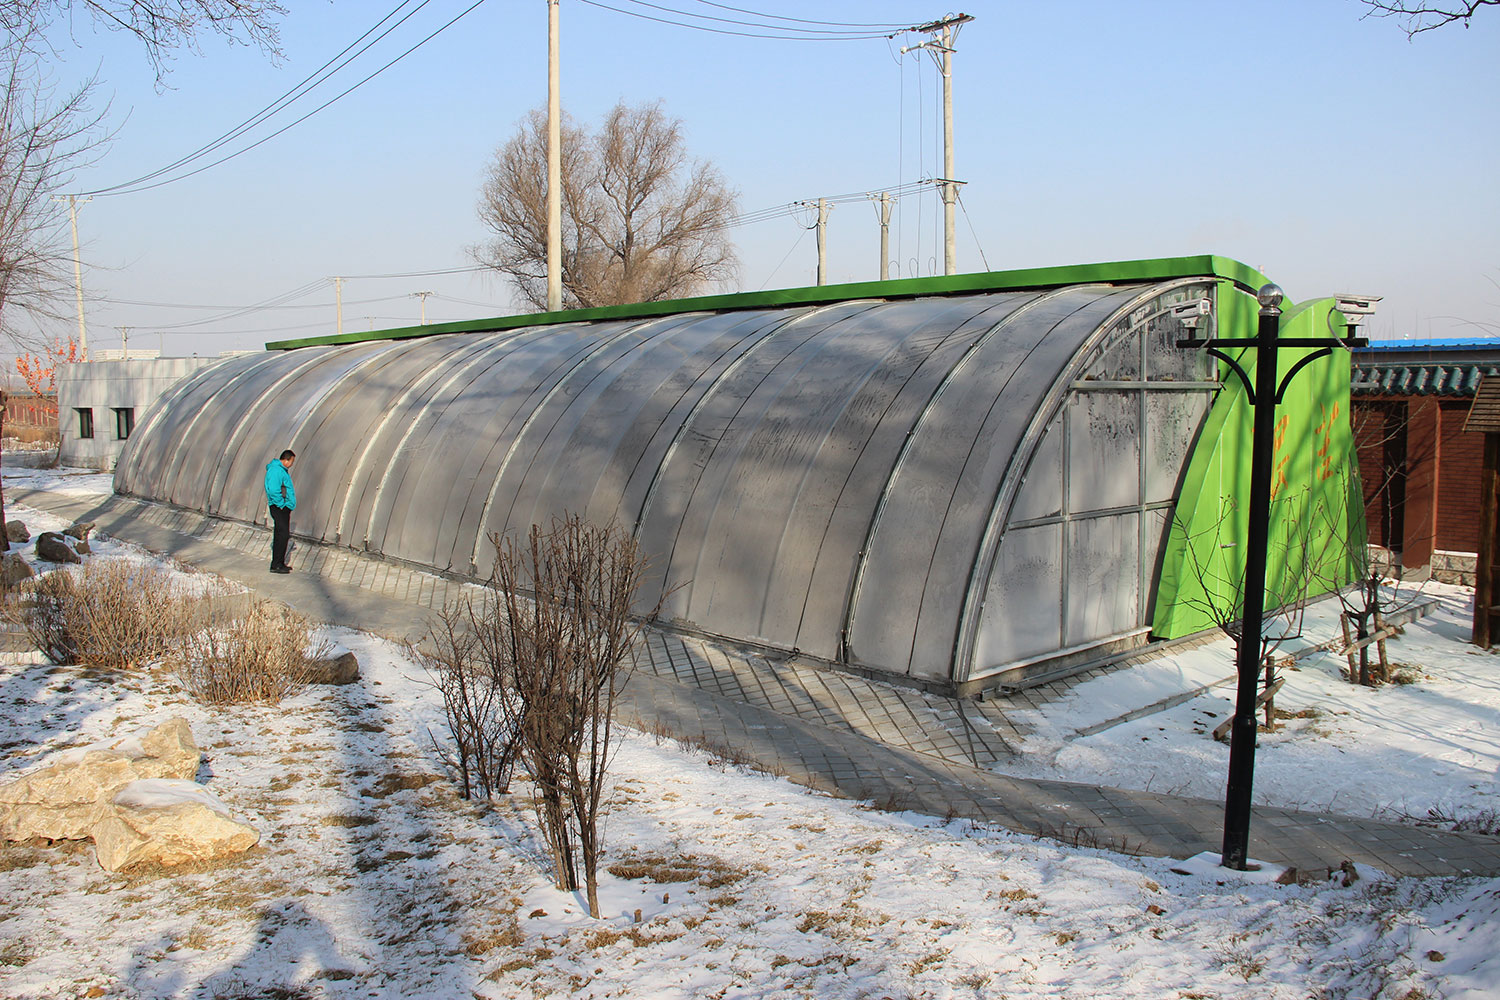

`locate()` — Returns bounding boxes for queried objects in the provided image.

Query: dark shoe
[270,565,290,574]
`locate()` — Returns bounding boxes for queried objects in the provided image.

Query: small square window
[76,408,93,440]
[113,407,135,440]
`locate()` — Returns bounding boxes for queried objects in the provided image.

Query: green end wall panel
[1151,284,1362,638]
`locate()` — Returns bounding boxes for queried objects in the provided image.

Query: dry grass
[606,851,748,889]
[173,601,327,705]
[3,559,203,670]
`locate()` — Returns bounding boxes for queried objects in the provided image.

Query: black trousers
[269,505,292,569]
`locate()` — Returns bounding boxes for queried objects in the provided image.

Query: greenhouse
[114,256,1361,696]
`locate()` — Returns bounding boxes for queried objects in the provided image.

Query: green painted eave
[265,254,1272,351]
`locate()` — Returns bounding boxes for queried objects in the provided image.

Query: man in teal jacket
[265,449,297,573]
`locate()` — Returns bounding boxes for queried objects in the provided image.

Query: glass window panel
[973,523,1063,670]
[1010,414,1063,522]
[1066,390,1141,513]
[1145,391,1211,503]
[1065,512,1141,646]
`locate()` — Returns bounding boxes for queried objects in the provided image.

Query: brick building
[1352,339,1500,582]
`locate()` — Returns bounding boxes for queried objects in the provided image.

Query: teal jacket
[265,460,296,510]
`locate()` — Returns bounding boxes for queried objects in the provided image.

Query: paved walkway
[10,478,1500,879]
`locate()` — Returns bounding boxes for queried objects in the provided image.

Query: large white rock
[90,778,258,871]
[0,718,201,842]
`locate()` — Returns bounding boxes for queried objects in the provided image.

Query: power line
[79,0,490,197]
[80,0,434,197]
[574,0,897,40]
[683,1,909,30]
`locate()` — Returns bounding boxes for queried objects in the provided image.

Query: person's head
[280,449,296,469]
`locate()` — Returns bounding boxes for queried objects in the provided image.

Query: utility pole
[871,192,894,281]
[411,290,434,325]
[903,14,972,276]
[116,326,131,361]
[545,0,562,312]
[332,276,344,335]
[796,198,833,285]
[53,194,91,350]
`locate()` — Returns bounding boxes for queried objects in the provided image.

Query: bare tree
[0,40,105,345]
[1359,0,1498,36]
[492,516,651,919]
[475,100,739,311]
[1,1,285,79]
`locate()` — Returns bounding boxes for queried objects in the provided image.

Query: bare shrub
[493,516,653,919]
[173,601,325,705]
[5,567,79,664]
[68,560,200,670]
[3,559,199,668]
[409,597,520,800]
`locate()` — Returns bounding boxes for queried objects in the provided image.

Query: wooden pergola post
[1464,376,1500,646]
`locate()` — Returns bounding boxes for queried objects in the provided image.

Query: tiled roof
[1466,375,1500,433]
[1351,363,1500,397]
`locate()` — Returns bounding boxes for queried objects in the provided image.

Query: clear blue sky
[32,0,1500,356]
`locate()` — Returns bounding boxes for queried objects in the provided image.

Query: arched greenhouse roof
[115,256,1357,692]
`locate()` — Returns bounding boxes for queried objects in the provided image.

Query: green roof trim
[265,254,1271,351]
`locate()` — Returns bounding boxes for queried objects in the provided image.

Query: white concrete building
[57,357,222,471]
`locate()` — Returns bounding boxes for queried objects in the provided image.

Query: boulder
[74,539,90,556]
[34,532,80,564]
[0,718,201,842]
[5,520,29,543]
[90,779,258,871]
[62,522,94,543]
[0,552,34,588]
[306,650,359,685]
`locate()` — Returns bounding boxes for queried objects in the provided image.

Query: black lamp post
[1178,283,1368,870]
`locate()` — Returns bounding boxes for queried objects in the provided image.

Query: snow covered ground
[990,583,1500,832]
[1,467,1497,999]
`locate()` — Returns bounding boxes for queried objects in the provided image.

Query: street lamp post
[1178,283,1369,869]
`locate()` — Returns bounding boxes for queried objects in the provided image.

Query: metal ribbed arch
[113,280,1216,686]
[466,313,711,576]
[374,324,614,569]
[351,328,543,552]
[135,353,283,508]
[210,344,392,520]
[473,309,793,567]
[952,279,1211,682]
[846,286,1129,678]
[113,357,235,498]
[638,301,881,629]
[331,331,519,545]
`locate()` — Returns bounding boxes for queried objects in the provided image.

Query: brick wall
[1438,400,1484,553]
[1352,397,1484,557]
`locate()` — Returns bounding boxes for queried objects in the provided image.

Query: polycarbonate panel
[1066,390,1141,514]
[972,523,1063,668]
[114,277,1219,687]
[1065,513,1141,645]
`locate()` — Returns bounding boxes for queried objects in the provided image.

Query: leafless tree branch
[1359,0,1498,36]
[474,100,739,311]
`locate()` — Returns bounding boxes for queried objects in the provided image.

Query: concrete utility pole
[871,192,894,281]
[333,276,344,335]
[904,14,973,276]
[54,194,91,350]
[411,290,434,325]
[116,326,131,361]
[545,0,562,312]
[796,198,833,285]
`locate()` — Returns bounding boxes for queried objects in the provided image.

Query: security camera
[1171,298,1212,330]
[1334,294,1381,318]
